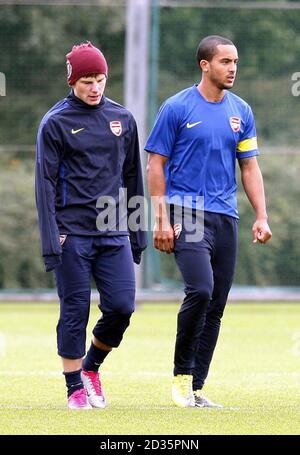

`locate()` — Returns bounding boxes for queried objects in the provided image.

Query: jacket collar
[66,90,106,110]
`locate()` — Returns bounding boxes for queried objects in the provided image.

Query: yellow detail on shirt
[237,137,258,152]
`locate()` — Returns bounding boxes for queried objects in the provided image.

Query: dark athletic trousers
[54,235,135,359]
[172,209,238,390]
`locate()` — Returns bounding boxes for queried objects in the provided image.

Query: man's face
[73,74,106,105]
[204,44,238,90]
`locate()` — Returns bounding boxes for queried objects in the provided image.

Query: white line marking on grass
[0,333,6,357]
[2,369,300,390]
[0,405,272,413]
[291,330,300,356]
[257,372,300,376]
[133,371,169,377]
[0,405,66,410]
[0,370,170,377]
[0,405,34,410]
[222,407,241,411]
[2,370,300,381]
[0,371,61,377]
[213,371,300,383]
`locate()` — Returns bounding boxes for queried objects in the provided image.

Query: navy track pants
[54,235,135,359]
[173,210,238,389]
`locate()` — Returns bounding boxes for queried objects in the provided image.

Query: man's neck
[197,81,225,103]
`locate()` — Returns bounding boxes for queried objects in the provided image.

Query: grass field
[0,301,299,435]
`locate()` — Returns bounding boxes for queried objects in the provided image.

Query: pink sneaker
[68,388,92,410]
[81,370,106,408]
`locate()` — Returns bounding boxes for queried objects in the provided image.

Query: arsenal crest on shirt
[229,116,241,133]
[110,121,122,136]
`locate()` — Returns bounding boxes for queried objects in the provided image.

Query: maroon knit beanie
[66,42,108,85]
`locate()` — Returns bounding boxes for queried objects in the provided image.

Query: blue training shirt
[145,84,259,218]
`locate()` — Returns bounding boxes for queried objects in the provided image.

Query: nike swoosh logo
[71,128,85,134]
[186,121,202,129]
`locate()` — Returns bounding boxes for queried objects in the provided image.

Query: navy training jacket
[35,91,147,271]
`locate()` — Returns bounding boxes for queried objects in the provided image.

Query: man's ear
[200,59,209,73]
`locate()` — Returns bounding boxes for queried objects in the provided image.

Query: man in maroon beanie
[36,42,147,409]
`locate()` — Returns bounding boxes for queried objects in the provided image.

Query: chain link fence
[0,1,299,289]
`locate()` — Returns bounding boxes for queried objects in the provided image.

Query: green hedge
[0,152,299,288]
[160,152,300,287]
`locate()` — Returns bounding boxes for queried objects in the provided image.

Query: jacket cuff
[43,255,62,272]
[132,249,142,265]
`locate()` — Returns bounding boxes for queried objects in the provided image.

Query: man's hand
[59,234,67,246]
[153,219,175,253]
[252,219,272,244]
